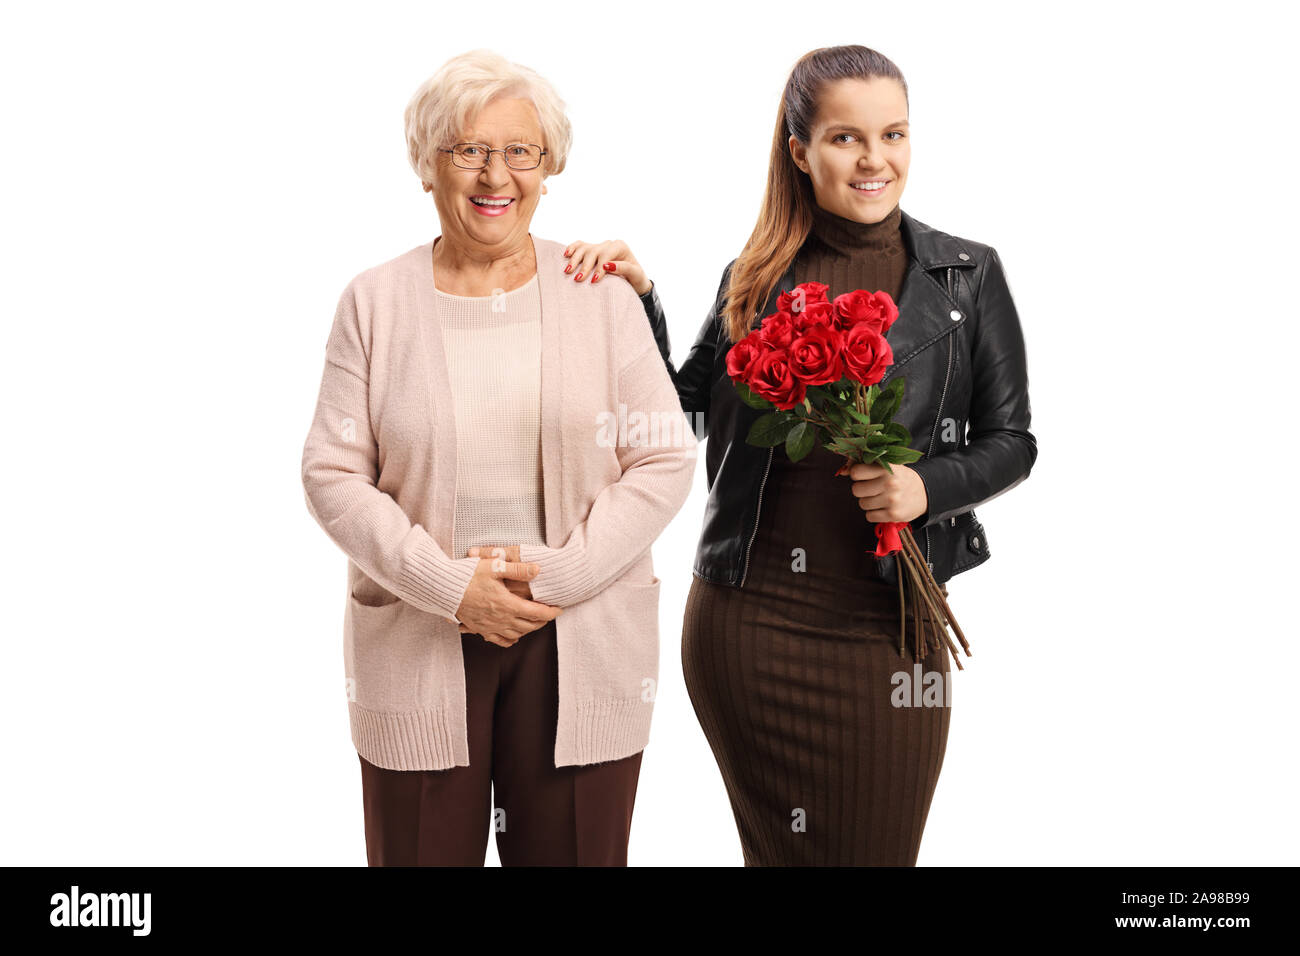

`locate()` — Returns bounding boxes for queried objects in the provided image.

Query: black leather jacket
[636,209,1037,587]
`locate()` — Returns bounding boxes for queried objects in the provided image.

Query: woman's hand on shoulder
[562,239,652,296]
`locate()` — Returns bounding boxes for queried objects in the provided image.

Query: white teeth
[852,181,888,190]
[471,197,512,206]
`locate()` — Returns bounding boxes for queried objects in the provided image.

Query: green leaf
[786,421,816,461]
[736,381,771,410]
[883,421,911,443]
[746,412,796,447]
[873,380,904,424]
[859,449,886,466]
[845,406,874,427]
[823,404,850,429]
[881,444,924,464]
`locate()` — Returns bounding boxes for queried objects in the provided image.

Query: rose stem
[901,528,972,655]
[897,542,963,669]
[896,555,906,658]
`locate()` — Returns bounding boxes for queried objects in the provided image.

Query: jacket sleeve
[908,247,1038,528]
[300,282,480,623]
[637,259,736,440]
[518,284,699,607]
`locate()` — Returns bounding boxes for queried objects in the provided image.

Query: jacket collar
[753,208,970,373]
[899,209,978,271]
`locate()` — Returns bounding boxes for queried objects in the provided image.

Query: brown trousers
[357,619,643,866]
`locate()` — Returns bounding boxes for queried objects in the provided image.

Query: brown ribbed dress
[681,202,952,866]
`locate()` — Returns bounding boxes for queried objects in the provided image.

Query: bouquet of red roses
[727,280,971,668]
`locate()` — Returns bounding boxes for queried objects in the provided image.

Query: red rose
[778,281,830,314]
[757,310,795,349]
[841,323,893,385]
[834,289,899,336]
[726,330,766,381]
[873,521,905,557]
[788,324,845,386]
[791,299,836,335]
[746,349,806,410]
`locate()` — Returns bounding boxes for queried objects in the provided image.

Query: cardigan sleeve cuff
[518,543,600,607]
[397,538,480,622]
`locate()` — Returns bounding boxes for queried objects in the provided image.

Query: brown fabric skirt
[682,440,952,866]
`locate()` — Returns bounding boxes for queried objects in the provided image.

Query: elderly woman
[300,49,696,867]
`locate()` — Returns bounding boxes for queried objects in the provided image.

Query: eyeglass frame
[438,142,549,170]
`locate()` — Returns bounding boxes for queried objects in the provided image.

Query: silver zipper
[926,268,959,560]
[924,332,954,568]
[739,446,773,587]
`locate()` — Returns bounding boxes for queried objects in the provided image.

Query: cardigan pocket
[345,594,444,712]
[567,575,662,702]
[350,576,401,609]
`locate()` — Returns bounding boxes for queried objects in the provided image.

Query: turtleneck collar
[807,201,903,258]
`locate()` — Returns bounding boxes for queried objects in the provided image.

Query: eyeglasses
[440,142,547,170]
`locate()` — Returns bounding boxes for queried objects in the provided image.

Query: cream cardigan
[301,234,697,770]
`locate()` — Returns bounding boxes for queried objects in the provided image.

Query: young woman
[565,44,1037,865]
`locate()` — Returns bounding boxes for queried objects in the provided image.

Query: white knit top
[432,273,547,560]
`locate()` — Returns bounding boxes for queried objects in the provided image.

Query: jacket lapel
[881,211,969,381]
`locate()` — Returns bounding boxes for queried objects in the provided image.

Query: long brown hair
[722,45,909,344]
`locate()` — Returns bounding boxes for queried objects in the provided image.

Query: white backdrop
[2,0,1296,866]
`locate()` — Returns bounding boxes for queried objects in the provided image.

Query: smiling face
[428,96,546,254]
[788,76,910,224]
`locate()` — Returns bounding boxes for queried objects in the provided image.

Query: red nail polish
[575,272,583,281]
[564,264,572,273]
[603,262,615,272]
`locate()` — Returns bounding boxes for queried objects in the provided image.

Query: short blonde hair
[404,49,572,186]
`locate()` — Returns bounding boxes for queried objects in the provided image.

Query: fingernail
[603,262,615,272]
[590,274,598,282]
[575,272,583,281]
[564,264,572,273]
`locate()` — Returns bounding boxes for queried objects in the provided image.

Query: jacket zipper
[948,267,960,530]
[924,274,957,569]
[739,446,773,587]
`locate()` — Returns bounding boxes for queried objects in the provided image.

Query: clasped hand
[453,545,562,648]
